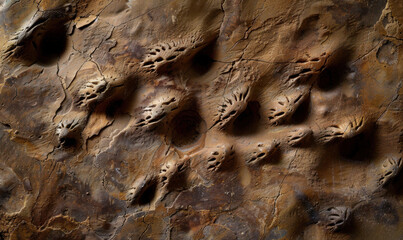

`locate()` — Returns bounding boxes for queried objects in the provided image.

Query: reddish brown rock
[0,0,402,239]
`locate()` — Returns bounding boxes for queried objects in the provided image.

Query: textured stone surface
[0,0,402,239]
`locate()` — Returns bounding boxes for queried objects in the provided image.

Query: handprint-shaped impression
[206,144,235,172]
[140,35,205,73]
[213,84,251,129]
[245,140,280,166]
[378,157,402,187]
[268,90,308,125]
[317,115,370,144]
[159,160,188,191]
[322,206,351,232]
[126,175,158,205]
[287,127,313,147]
[55,113,86,147]
[75,78,108,110]
[135,95,180,128]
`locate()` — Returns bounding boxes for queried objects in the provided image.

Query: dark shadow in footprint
[339,126,378,162]
[291,96,311,124]
[316,47,353,91]
[232,101,261,136]
[190,40,216,75]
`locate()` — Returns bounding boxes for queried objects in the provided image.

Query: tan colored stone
[0,0,402,239]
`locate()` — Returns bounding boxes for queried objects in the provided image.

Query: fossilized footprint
[245,140,280,166]
[140,35,204,73]
[317,125,343,143]
[159,160,188,190]
[213,85,251,129]
[75,78,108,110]
[322,206,351,232]
[317,115,369,143]
[2,4,74,63]
[341,115,369,139]
[287,127,313,147]
[378,157,402,187]
[55,113,87,147]
[126,175,158,205]
[206,144,235,172]
[286,53,328,86]
[268,90,308,125]
[135,95,180,128]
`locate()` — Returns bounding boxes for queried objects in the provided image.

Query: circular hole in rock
[171,110,205,149]
[36,25,68,65]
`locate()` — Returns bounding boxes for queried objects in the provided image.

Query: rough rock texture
[0,0,402,239]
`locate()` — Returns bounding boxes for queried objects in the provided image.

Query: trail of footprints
[55,77,109,148]
[54,35,200,147]
[0,3,397,237]
[38,29,398,235]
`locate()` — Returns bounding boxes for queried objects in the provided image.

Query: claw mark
[135,95,179,128]
[317,115,369,143]
[322,206,351,232]
[213,84,251,129]
[140,35,204,73]
[159,160,188,189]
[126,175,158,205]
[206,144,235,172]
[287,127,312,147]
[245,140,280,165]
[378,157,402,187]
[56,115,85,147]
[286,52,328,86]
[75,78,108,109]
[268,90,308,125]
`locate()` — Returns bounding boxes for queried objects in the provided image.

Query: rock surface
[0,0,402,239]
